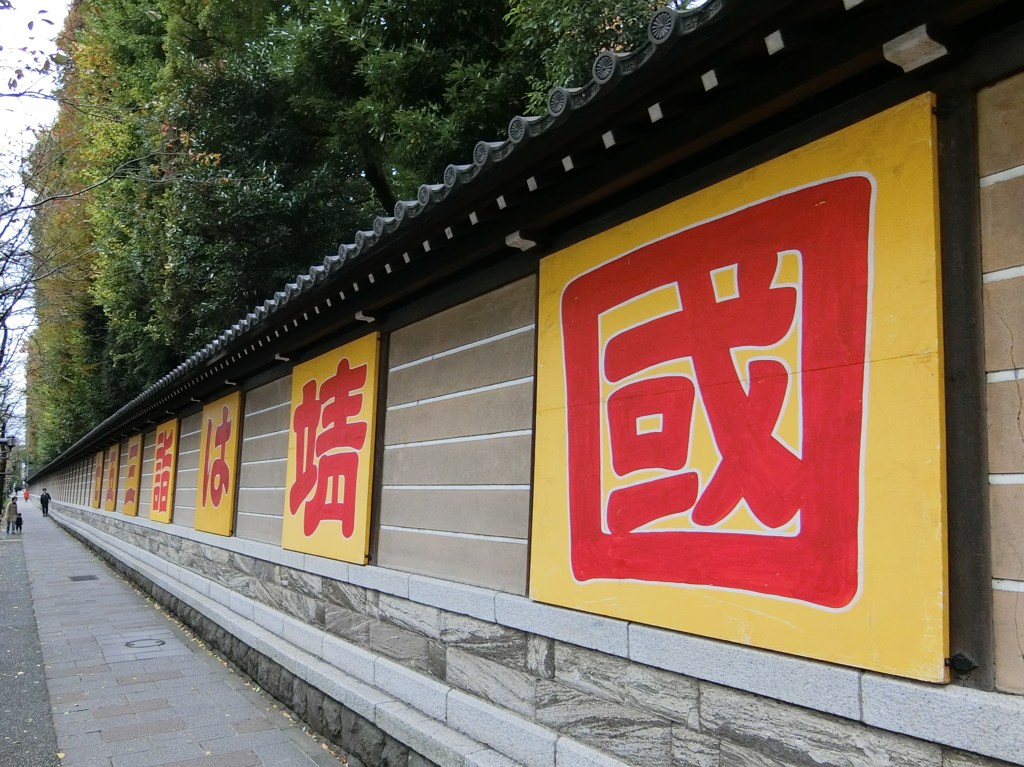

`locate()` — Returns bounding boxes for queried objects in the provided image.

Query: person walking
[23,487,29,502]
[4,496,17,534]
[40,488,50,517]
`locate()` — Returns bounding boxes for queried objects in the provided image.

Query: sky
[0,1,71,445]
[0,1,72,174]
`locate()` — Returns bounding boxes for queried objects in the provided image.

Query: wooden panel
[376,527,528,594]
[978,69,1024,176]
[389,276,536,367]
[987,380,1024,473]
[990,484,1024,581]
[994,589,1024,693]
[235,511,283,545]
[238,460,287,489]
[380,488,530,538]
[983,277,1024,371]
[382,436,533,486]
[239,431,288,463]
[138,430,156,517]
[236,486,285,516]
[116,439,128,510]
[980,174,1024,273]
[384,382,533,445]
[241,403,290,439]
[246,374,291,412]
[387,330,535,407]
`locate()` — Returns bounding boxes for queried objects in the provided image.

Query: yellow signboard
[282,333,380,562]
[195,391,243,536]
[149,418,179,524]
[90,451,103,509]
[122,434,144,516]
[102,443,120,512]
[531,94,947,681]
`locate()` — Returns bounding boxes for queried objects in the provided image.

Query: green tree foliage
[27,0,669,463]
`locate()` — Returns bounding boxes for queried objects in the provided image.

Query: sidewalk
[17,502,348,767]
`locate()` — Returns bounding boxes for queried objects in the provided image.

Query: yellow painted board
[282,333,380,563]
[194,391,243,536]
[149,418,179,524]
[90,451,103,509]
[531,94,947,681]
[102,443,119,512]
[121,434,143,517]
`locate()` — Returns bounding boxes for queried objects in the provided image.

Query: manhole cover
[125,639,166,649]
[69,575,98,582]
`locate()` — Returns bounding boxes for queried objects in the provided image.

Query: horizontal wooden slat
[242,403,290,439]
[382,435,533,486]
[384,382,534,445]
[376,527,527,594]
[235,512,283,545]
[387,330,535,407]
[236,487,285,517]
[389,276,536,367]
[239,431,289,463]
[246,375,291,413]
[380,487,530,538]
[239,460,288,489]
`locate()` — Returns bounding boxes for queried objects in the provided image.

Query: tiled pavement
[22,506,348,767]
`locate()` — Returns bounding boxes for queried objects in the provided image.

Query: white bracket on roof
[842,0,864,10]
[883,25,948,72]
[274,353,290,362]
[355,311,375,323]
[506,231,537,251]
[224,380,236,387]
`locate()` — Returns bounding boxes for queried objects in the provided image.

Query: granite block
[465,750,523,767]
[556,737,633,767]
[446,648,538,718]
[376,700,485,767]
[408,576,498,623]
[495,595,628,658]
[672,725,720,767]
[325,605,373,645]
[536,681,672,767]
[280,616,325,657]
[439,613,529,669]
[251,602,284,635]
[447,690,556,767]
[322,634,376,685]
[629,624,861,720]
[279,567,324,599]
[374,657,451,721]
[862,673,1024,764]
[701,683,941,767]
[369,619,433,673]
[322,579,368,612]
[555,643,698,725]
[378,594,442,639]
[302,553,351,583]
[719,741,798,767]
[349,565,410,598]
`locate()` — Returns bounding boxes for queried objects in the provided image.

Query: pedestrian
[22,487,29,502]
[14,511,22,534]
[3,496,16,534]
[40,488,50,518]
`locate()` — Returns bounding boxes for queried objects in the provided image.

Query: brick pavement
[22,504,347,767]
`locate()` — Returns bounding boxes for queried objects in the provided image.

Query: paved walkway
[9,502,347,767]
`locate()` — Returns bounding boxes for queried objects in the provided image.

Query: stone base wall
[51,503,1022,767]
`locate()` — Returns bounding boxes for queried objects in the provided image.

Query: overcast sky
[0,1,71,174]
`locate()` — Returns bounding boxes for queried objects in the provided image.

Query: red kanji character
[153,430,174,514]
[560,177,872,607]
[125,442,139,508]
[288,358,368,537]
[202,406,233,508]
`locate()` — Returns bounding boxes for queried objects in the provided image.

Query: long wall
[36,83,1024,767]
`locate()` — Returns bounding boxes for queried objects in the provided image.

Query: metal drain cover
[68,575,98,582]
[125,639,166,649]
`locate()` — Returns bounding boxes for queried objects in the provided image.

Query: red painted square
[560,177,873,608]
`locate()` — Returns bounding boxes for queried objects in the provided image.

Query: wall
[35,93,1024,767]
[979,69,1024,694]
